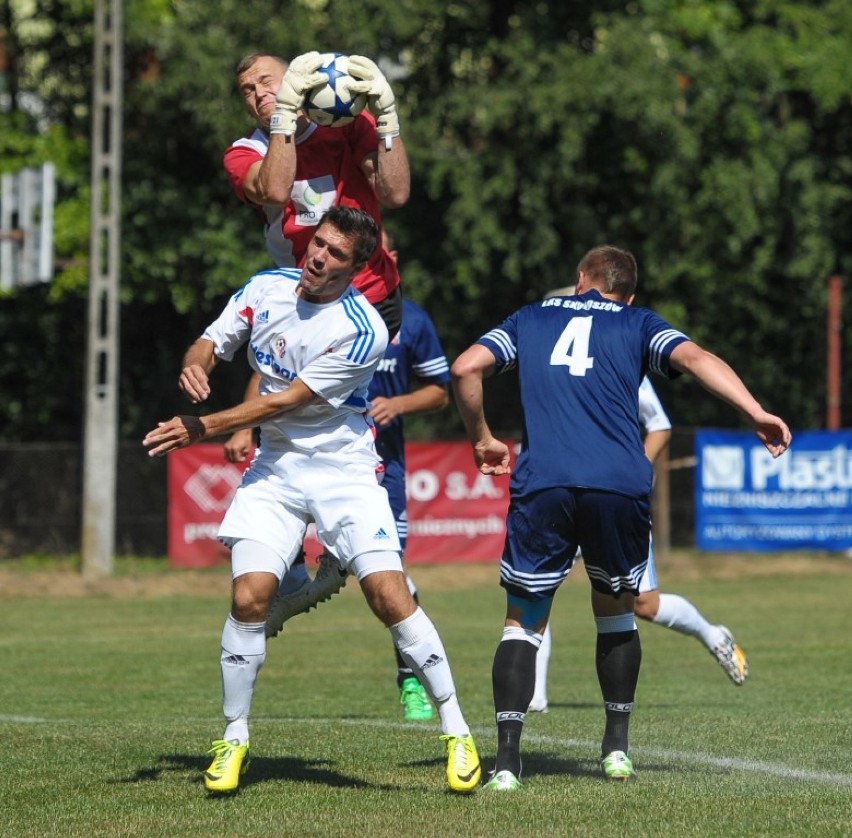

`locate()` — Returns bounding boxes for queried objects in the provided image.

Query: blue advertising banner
[695,429,852,551]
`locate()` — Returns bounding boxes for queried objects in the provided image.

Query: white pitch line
[5,713,851,788]
[523,731,852,787]
[332,718,852,788]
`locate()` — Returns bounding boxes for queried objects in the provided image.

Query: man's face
[298,224,360,302]
[237,56,286,127]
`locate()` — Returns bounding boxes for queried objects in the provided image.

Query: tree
[395,0,852,431]
[1,0,849,443]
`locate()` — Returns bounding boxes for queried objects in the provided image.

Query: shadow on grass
[116,753,400,791]
[406,748,602,782]
[523,750,671,780]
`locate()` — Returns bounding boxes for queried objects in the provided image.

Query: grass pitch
[0,552,850,837]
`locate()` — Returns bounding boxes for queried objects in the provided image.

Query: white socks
[531,623,551,708]
[390,607,469,736]
[220,614,266,744]
[652,593,723,650]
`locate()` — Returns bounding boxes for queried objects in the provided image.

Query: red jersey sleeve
[223,143,262,204]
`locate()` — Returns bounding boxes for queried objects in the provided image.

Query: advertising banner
[402,441,515,564]
[167,447,247,567]
[168,441,515,567]
[695,429,852,551]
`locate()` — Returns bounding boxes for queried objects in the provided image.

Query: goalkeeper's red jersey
[224,112,400,305]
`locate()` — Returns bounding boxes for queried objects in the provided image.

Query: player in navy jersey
[529,292,749,713]
[144,208,480,795]
[368,231,451,720]
[531,375,749,709]
[451,244,790,790]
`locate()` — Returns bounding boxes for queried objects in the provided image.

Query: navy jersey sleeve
[405,301,450,385]
[476,310,521,372]
[643,309,690,378]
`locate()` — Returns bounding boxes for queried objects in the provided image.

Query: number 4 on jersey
[550,316,594,376]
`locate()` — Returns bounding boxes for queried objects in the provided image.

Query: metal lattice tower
[81,0,123,578]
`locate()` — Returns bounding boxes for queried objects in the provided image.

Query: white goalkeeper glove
[270,51,326,136]
[347,55,400,147]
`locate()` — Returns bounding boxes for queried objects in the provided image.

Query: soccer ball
[304,53,368,128]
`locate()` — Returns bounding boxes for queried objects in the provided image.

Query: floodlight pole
[81,0,123,578]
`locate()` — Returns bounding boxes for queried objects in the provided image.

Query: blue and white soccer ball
[304,53,368,128]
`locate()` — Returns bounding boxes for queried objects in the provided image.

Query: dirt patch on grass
[0,566,231,599]
[0,550,848,600]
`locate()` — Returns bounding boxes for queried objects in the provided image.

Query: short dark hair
[235,53,287,78]
[577,245,637,299]
[317,206,379,267]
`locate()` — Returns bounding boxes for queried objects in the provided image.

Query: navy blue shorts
[500,487,650,600]
[380,456,407,550]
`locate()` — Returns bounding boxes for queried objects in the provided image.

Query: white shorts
[638,543,658,593]
[219,446,401,571]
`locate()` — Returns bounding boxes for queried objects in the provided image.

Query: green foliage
[399,0,851,431]
[2,0,850,441]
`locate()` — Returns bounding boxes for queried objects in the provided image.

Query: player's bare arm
[236,54,299,205]
[243,139,297,207]
[144,378,318,457]
[361,139,410,209]
[179,338,219,403]
[369,383,448,427]
[644,428,671,464]
[451,345,511,476]
[670,341,792,457]
[224,373,263,462]
[347,54,408,207]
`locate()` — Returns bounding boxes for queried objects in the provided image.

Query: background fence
[0,430,699,559]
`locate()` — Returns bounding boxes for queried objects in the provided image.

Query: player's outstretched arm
[143,378,318,457]
[243,138,297,207]
[669,342,792,458]
[360,138,410,209]
[243,54,327,205]
[451,345,511,476]
[644,428,671,465]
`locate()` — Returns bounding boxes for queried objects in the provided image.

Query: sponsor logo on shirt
[249,341,297,382]
[271,334,287,359]
[291,175,336,227]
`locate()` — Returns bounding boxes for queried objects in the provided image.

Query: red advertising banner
[167,446,247,567]
[167,441,516,567]
[403,441,514,564]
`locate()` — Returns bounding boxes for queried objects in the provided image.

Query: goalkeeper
[223,50,408,336]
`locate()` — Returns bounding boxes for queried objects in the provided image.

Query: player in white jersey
[143,207,480,795]
[262,230,452,723]
[452,245,790,790]
[530,373,749,715]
